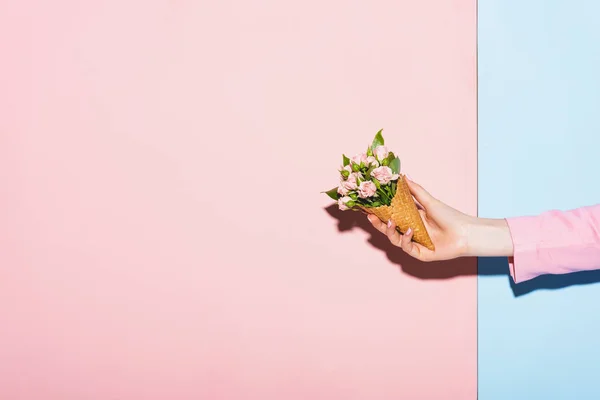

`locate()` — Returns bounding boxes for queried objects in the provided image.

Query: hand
[366,177,514,261]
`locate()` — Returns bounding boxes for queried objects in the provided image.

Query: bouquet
[323,129,435,250]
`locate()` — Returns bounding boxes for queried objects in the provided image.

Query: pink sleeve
[505,204,600,283]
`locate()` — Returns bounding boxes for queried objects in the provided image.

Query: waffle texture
[363,175,435,251]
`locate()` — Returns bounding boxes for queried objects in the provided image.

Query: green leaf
[323,187,339,200]
[370,129,385,151]
[381,158,389,166]
[340,169,350,179]
[386,152,396,165]
[372,178,381,189]
[389,157,401,174]
[366,165,375,178]
[366,146,373,157]
[346,200,356,207]
[376,193,388,205]
[342,154,350,166]
[349,192,358,200]
[391,181,397,196]
[372,201,381,207]
[351,163,360,172]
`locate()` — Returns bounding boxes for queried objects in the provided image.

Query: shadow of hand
[324,204,477,280]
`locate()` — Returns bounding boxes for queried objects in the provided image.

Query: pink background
[0,1,476,399]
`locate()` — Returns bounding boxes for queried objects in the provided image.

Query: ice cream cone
[362,175,435,251]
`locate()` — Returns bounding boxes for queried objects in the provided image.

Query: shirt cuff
[505,216,546,284]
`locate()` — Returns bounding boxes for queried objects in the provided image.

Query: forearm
[464,217,514,258]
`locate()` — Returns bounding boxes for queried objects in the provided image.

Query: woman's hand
[366,177,514,261]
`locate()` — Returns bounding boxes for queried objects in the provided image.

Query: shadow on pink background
[325,205,478,280]
[1,1,476,398]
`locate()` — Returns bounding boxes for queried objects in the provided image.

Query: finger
[367,214,387,234]
[400,227,421,259]
[404,175,437,210]
[386,220,402,246]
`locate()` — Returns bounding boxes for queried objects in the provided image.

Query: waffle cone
[362,175,435,251]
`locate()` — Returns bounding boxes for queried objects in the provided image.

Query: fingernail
[387,220,392,228]
[406,227,412,235]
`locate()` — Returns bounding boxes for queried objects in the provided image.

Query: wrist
[463,217,514,258]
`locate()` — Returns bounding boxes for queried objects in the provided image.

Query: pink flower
[371,166,399,185]
[339,165,353,173]
[338,196,353,210]
[340,171,363,192]
[374,145,389,162]
[340,174,358,192]
[349,171,363,181]
[358,181,377,198]
[337,183,349,196]
[351,153,368,166]
[366,156,379,167]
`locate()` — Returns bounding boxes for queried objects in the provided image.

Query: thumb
[404,175,437,210]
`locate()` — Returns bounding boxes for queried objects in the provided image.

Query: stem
[377,189,389,205]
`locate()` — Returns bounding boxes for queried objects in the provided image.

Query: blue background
[478,0,600,399]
